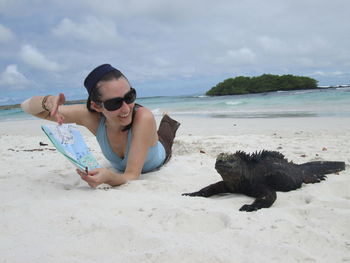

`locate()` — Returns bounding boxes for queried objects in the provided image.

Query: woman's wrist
[105,170,128,186]
[21,95,51,115]
[41,95,52,112]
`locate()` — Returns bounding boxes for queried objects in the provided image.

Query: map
[41,123,101,171]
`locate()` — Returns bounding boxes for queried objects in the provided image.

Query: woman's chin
[118,115,132,125]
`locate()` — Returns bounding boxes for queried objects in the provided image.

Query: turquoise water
[138,87,350,118]
[0,107,35,122]
[1,87,350,122]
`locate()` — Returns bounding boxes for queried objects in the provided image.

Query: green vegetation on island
[206,74,318,96]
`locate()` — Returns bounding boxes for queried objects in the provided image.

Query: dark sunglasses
[101,88,137,111]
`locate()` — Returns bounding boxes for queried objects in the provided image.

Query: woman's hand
[76,168,115,188]
[47,93,66,124]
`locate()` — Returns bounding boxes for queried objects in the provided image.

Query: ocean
[1,87,350,122]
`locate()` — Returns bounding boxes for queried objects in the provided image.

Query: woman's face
[98,77,135,126]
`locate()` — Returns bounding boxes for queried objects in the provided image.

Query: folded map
[41,123,101,171]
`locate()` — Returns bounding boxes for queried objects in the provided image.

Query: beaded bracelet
[41,95,51,112]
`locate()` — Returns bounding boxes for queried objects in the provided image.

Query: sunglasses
[100,88,137,111]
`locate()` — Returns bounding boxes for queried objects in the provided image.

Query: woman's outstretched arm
[21,94,99,134]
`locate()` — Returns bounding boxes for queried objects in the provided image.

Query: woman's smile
[118,111,130,118]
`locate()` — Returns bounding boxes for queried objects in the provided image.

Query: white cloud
[0,64,29,89]
[332,71,343,76]
[0,24,15,43]
[295,57,315,67]
[257,36,287,53]
[19,44,62,72]
[312,71,326,76]
[312,70,344,77]
[227,48,256,64]
[79,0,192,20]
[52,16,121,46]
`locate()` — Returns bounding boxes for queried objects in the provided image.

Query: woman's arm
[21,94,100,134]
[123,107,159,179]
[76,168,127,188]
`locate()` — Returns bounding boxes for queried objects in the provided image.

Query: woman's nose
[120,101,129,111]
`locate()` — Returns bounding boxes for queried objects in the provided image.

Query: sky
[0,0,349,105]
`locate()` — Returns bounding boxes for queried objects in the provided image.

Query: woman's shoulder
[134,105,155,122]
[131,105,158,143]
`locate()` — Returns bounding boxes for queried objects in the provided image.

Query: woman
[21,64,180,188]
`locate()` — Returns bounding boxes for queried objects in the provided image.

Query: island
[206,74,318,96]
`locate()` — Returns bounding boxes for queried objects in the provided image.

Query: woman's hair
[86,70,126,112]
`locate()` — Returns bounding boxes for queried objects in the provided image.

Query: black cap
[84,64,117,95]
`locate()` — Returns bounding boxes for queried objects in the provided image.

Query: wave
[225,101,244,106]
[336,87,350,92]
[291,90,315,95]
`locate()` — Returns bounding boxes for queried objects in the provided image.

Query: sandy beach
[0,116,349,263]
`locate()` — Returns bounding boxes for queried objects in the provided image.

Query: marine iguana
[183,150,346,212]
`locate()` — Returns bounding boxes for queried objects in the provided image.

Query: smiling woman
[20,64,180,188]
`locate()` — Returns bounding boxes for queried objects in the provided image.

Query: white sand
[0,116,349,263]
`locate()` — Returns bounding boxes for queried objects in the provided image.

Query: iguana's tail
[299,161,345,175]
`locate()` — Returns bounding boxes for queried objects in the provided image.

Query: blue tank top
[96,116,166,173]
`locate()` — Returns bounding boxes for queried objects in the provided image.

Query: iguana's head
[215,152,247,182]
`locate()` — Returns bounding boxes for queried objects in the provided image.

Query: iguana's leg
[239,186,277,212]
[182,181,230,197]
[302,174,326,184]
